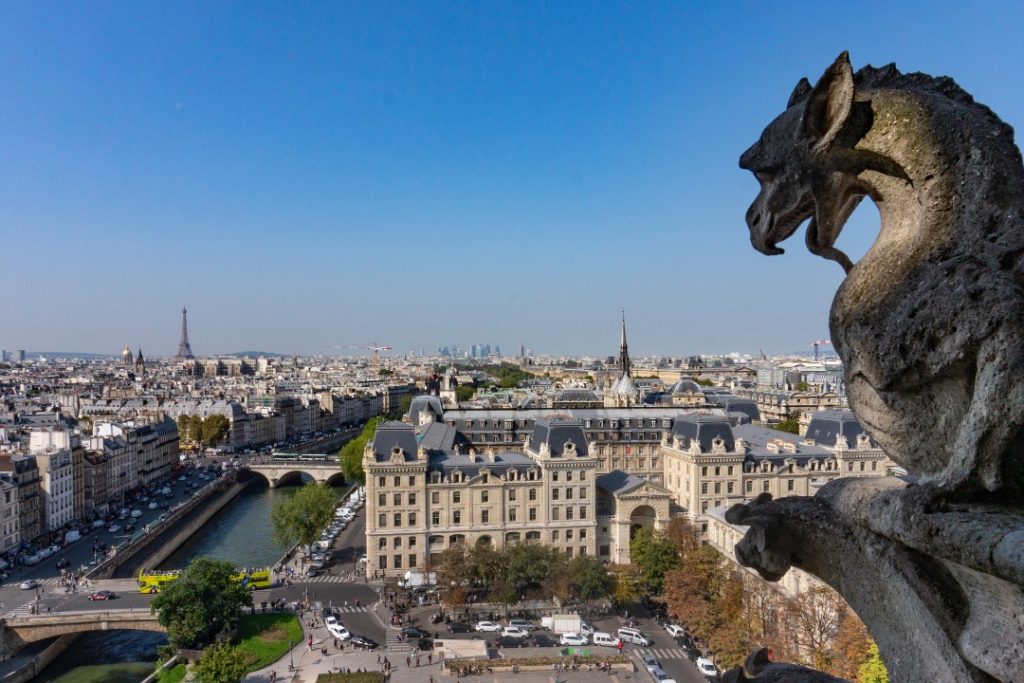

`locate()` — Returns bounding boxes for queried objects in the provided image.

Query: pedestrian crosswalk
[7,601,39,617]
[638,647,688,660]
[304,574,361,584]
[248,590,369,613]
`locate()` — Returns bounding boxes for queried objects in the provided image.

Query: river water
[35,478,342,682]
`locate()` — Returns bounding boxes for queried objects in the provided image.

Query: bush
[316,673,386,683]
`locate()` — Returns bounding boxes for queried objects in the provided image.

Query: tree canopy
[630,527,679,593]
[151,557,252,648]
[338,418,383,484]
[271,482,338,553]
[192,642,248,683]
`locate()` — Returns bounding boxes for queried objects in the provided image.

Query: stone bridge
[243,460,347,488]
[1,610,164,657]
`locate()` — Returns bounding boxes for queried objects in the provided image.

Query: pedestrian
[428,653,433,665]
[377,654,381,665]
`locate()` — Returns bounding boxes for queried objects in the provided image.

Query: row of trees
[433,542,613,613]
[338,417,384,484]
[631,518,886,680]
[271,481,339,553]
[177,414,231,447]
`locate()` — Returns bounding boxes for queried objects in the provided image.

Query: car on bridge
[89,590,118,601]
[19,579,38,590]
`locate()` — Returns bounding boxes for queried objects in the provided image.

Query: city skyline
[3,3,1022,356]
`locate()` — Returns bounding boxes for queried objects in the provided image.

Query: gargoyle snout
[747,203,784,256]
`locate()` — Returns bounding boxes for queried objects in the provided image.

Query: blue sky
[2,2,1022,357]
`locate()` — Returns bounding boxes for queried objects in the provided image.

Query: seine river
[36,479,335,682]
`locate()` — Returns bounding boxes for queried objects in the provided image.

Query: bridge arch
[4,612,166,651]
[273,471,315,488]
[324,471,348,488]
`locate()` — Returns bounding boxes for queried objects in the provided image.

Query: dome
[121,344,133,362]
[670,378,702,395]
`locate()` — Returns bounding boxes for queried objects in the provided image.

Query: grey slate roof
[596,470,647,495]
[805,410,869,447]
[530,418,589,456]
[408,395,445,425]
[416,421,457,452]
[671,414,736,452]
[370,421,420,462]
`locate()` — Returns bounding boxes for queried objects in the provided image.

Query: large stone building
[0,456,41,543]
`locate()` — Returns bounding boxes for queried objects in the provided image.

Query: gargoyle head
[739,51,866,273]
[725,494,794,582]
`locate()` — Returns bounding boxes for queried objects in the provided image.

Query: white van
[616,627,653,646]
[591,631,621,648]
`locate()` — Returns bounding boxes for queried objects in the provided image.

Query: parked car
[560,632,588,646]
[531,633,559,648]
[651,667,676,682]
[492,635,527,648]
[349,635,378,650]
[305,566,318,577]
[696,658,719,678]
[55,558,70,570]
[507,619,537,632]
[149,502,160,510]
[447,622,472,634]
[107,524,120,533]
[89,590,117,600]
[19,579,38,590]
[325,617,351,641]
[416,638,433,651]
[501,626,530,639]
[664,623,686,638]
[475,621,502,632]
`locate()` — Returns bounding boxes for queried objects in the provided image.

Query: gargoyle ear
[802,51,854,149]
[787,77,812,108]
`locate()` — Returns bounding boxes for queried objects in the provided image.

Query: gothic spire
[618,311,631,378]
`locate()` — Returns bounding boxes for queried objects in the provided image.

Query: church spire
[618,311,631,378]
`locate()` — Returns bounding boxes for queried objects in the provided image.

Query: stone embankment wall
[1,634,78,683]
[87,474,255,580]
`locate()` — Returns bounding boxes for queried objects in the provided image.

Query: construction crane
[328,342,393,371]
[810,339,831,361]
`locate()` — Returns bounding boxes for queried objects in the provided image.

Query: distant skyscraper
[0,350,6,362]
[15,350,25,362]
[176,307,195,359]
[520,344,525,358]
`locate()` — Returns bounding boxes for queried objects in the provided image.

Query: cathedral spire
[618,311,631,378]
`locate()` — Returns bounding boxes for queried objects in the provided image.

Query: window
[508,508,517,522]
[579,506,586,519]
[763,481,770,492]
[727,482,734,494]
[378,514,386,527]
[715,466,720,476]
[394,555,402,569]
[746,480,753,493]
[566,529,573,540]
[482,474,489,484]
[508,489,516,501]
[379,493,386,506]
[378,477,385,487]
[566,507,574,520]
[529,488,537,501]
[566,471,573,481]
[432,511,440,525]
[378,538,387,550]
[600,544,610,556]
[394,537,402,548]
[848,462,854,471]
[860,461,865,471]
[787,479,795,491]
[702,466,708,476]
[552,472,559,482]
[580,486,587,499]
[566,488,573,500]
[453,511,461,524]
[701,483,708,495]
[379,556,387,569]
[552,508,559,521]
[394,476,400,487]
[394,493,401,506]
[702,501,708,512]
[409,476,416,486]
[552,488,560,500]
[409,493,416,505]
[529,508,537,521]
[409,536,416,547]
[552,530,560,541]
[481,491,489,503]
[393,513,401,526]
[409,553,417,567]
[872,461,878,471]
[482,510,489,523]
[453,491,461,503]
[409,512,417,525]
[728,465,734,475]
[431,492,439,504]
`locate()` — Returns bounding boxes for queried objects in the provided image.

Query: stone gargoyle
[729,52,1024,682]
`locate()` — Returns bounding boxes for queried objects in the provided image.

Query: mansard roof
[671,414,736,452]
[369,421,420,462]
[408,395,445,425]
[596,469,647,495]
[529,417,589,456]
[805,409,871,448]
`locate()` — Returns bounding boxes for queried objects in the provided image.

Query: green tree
[771,418,800,434]
[455,385,475,402]
[794,380,810,391]
[611,564,645,605]
[630,528,679,593]
[151,557,252,648]
[338,418,382,484]
[858,641,889,683]
[570,554,614,606]
[271,482,337,554]
[201,414,231,446]
[193,642,248,683]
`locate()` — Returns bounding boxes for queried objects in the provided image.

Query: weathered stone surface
[736,52,1024,682]
[722,649,849,683]
[740,51,1024,501]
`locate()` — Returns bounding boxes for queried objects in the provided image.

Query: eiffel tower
[176,307,195,359]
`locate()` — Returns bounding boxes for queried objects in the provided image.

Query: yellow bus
[138,567,272,594]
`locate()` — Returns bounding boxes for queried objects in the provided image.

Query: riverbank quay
[0,633,78,681]
[86,472,254,580]
[273,483,359,584]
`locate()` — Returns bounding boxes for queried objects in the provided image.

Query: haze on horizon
[2,2,1021,358]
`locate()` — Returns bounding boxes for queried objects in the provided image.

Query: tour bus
[138,567,273,594]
